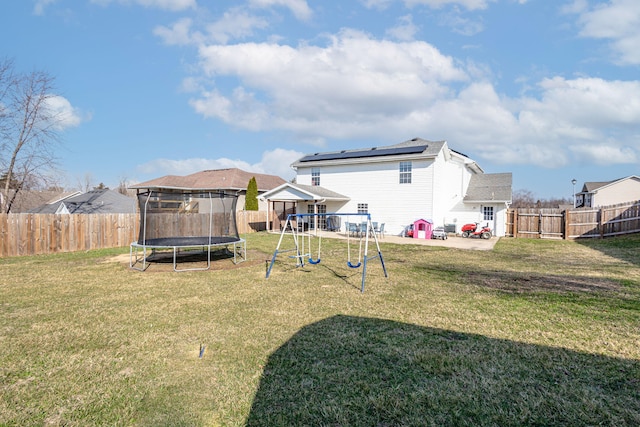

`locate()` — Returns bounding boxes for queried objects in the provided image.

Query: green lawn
[1,233,639,426]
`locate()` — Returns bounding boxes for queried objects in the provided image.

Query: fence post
[599,207,604,239]
[563,209,569,240]
[539,213,543,238]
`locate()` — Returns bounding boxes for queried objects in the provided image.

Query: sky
[2,0,639,200]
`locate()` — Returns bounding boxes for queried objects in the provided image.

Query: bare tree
[0,59,64,213]
[117,176,130,195]
[77,172,94,192]
[511,189,571,208]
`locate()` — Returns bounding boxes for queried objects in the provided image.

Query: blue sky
[2,0,639,199]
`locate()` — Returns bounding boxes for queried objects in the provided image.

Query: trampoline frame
[129,237,246,272]
[129,189,245,272]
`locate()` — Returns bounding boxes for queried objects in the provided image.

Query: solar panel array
[297,145,428,162]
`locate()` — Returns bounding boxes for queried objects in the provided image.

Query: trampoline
[130,189,246,271]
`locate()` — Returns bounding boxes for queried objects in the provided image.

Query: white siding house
[261,138,512,237]
[575,176,640,208]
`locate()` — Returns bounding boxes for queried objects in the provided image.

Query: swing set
[265,213,388,292]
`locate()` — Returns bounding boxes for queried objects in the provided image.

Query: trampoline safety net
[136,190,240,246]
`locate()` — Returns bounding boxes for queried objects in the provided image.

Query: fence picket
[0,210,267,258]
[507,200,640,239]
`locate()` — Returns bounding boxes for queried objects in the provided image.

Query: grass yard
[1,233,639,426]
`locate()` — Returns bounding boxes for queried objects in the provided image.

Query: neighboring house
[28,189,136,214]
[1,190,82,213]
[575,176,640,208]
[129,168,287,212]
[261,138,512,237]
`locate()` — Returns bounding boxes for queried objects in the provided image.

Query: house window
[307,204,327,229]
[399,161,412,184]
[311,168,320,186]
[357,203,368,214]
[483,206,494,221]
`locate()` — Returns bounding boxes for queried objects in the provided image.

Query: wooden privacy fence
[0,211,267,258]
[506,200,640,239]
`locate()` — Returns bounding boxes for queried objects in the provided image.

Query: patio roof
[260,182,350,202]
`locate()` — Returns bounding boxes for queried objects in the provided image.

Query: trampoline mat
[137,236,241,247]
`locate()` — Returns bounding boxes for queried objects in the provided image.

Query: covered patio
[259,183,350,233]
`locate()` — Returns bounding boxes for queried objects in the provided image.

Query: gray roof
[464,173,512,203]
[288,183,350,200]
[28,189,137,214]
[291,138,447,167]
[259,182,350,201]
[583,181,613,192]
[581,176,640,193]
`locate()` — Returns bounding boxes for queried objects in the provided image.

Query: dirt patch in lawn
[466,270,622,294]
[107,248,270,272]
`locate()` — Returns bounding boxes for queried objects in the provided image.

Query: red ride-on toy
[461,222,492,239]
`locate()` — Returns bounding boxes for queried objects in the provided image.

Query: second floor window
[399,161,412,184]
[312,168,320,186]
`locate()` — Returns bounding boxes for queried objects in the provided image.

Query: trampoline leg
[129,243,149,271]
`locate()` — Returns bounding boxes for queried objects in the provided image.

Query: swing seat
[347,261,361,269]
[308,257,321,265]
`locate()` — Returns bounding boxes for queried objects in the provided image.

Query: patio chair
[377,223,385,239]
[347,222,360,237]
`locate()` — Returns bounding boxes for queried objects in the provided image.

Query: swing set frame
[265,212,388,292]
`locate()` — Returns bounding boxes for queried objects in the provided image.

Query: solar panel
[298,145,428,162]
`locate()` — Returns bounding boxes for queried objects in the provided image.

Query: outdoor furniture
[347,222,360,237]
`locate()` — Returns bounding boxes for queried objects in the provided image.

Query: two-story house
[261,138,512,236]
[575,176,640,208]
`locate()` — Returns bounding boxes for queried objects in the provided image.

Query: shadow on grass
[246,315,639,427]
[574,233,640,267]
[416,264,640,316]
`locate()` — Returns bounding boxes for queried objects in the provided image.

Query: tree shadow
[246,315,639,426]
[574,233,640,268]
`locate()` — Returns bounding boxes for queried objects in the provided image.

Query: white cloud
[90,0,196,11]
[136,148,302,180]
[361,0,495,11]
[386,15,419,41]
[154,18,200,46]
[205,8,270,44]
[569,143,637,165]
[33,0,57,15]
[191,29,468,138]
[572,0,640,65]
[249,0,313,21]
[154,9,270,46]
[403,0,495,10]
[438,9,484,36]
[185,28,640,169]
[44,96,85,130]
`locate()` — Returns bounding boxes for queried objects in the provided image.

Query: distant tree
[116,177,129,195]
[0,59,64,212]
[244,177,259,211]
[0,171,19,189]
[511,189,571,208]
[78,172,94,192]
[510,189,536,208]
[93,182,107,190]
